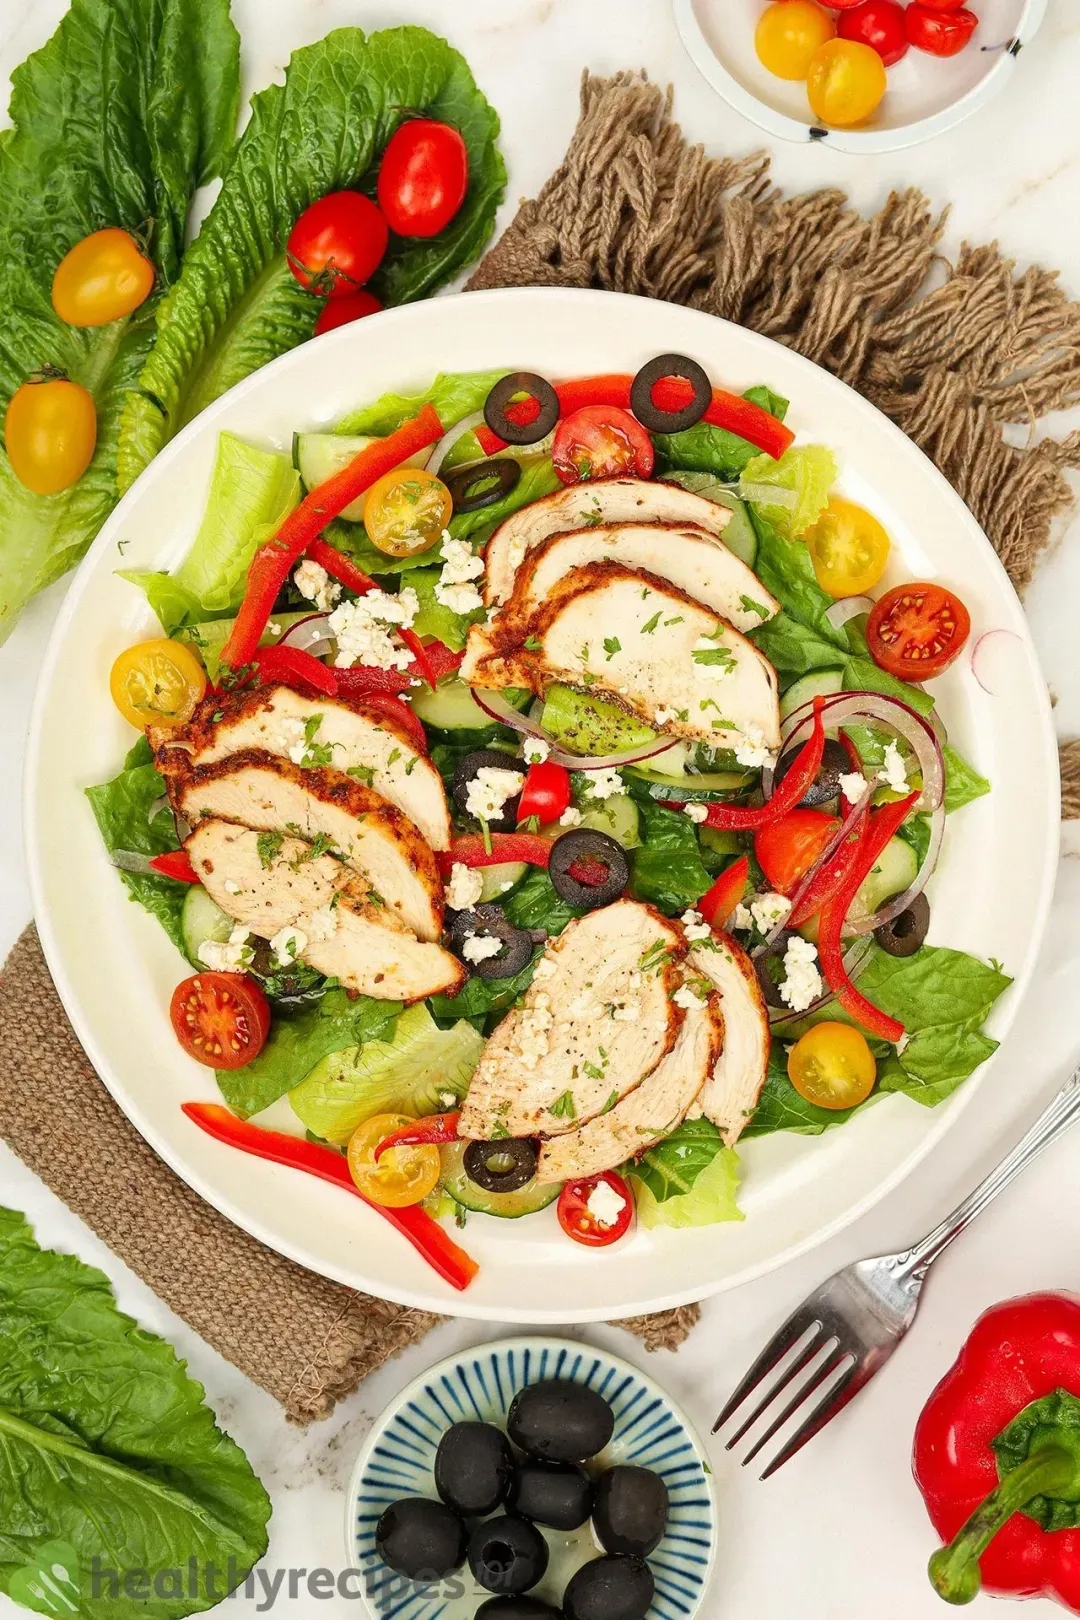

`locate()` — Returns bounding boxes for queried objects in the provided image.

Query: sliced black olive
[449,903,534,980]
[452,748,524,832]
[754,928,795,1010]
[874,891,930,957]
[508,1379,615,1464]
[548,829,629,910]
[630,352,712,435]
[773,737,852,808]
[475,1598,562,1620]
[592,1465,669,1557]
[562,1554,654,1620]
[484,371,560,446]
[375,1497,467,1582]
[435,1421,515,1517]
[468,1515,549,1595]
[445,456,522,514]
[464,1138,538,1194]
[510,1459,593,1529]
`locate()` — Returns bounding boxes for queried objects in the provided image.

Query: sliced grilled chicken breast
[688,933,771,1144]
[458,901,687,1141]
[153,684,451,851]
[462,563,781,753]
[186,820,463,1002]
[171,750,442,941]
[483,476,733,607]
[536,979,724,1184]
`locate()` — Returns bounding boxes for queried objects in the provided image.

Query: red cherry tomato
[287,192,388,298]
[866,582,971,681]
[557,1171,634,1247]
[377,119,469,239]
[518,760,572,825]
[838,0,908,65]
[170,973,271,1070]
[552,405,655,485]
[313,289,383,336]
[755,809,840,896]
[905,4,978,54]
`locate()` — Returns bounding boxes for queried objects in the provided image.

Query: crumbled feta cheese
[654,706,678,726]
[293,558,341,613]
[532,956,557,981]
[465,766,524,823]
[435,579,485,615]
[328,588,418,671]
[523,736,550,765]
[839,771,869,802]
[307,907,339,943]
[673,983,706,1011]
[462,932,504,965]
[568,992,603,1020]
[750,892,792,933]
[610,1002,639,1022]
[276,715,309,765]
[682,802,709,824]
[197,925,253,973]
[681,909,712,942]
[434,532,485,615]
[446,861,485,911]
[516,993,554,1069]
[223,878,241,895]
[779,935,822,1013]
[269,925,307,967]
[586,768,625,801]
[879,741,909,794]
[585,1179,627,1228]
[735,723,773,770]
[559,806,582,827]
[268,620,283,636]
[731,903,754,932]
[439,1091,458,1109]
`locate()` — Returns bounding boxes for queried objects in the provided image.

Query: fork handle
[898,1062,1080,1283]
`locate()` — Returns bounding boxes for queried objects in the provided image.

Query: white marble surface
[3,3,1080,1616]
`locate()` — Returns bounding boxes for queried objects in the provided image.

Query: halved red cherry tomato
[557,1171,634,1247]
[377,119,469,239]
[837,0,908,66]
[170,973,270,1069]
[905,4,978,53]
[552,405,655,486]
[286,192,388,298]
[866,582,971,681]
[755,809,840,896]
[518,761,571,825]
[313,289,383,336]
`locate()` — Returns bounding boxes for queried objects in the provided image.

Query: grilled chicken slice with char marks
[687,932,771,1145]
[170,749,442,941]
[186,820,463,1002]
[152,683,451,851]
[536,976,724,1184]
[458,901,687,1141]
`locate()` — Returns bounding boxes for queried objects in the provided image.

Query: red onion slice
[278,611,334,657]
[427,410,486,477]
[469,687,674,770]
[971,628,1023,697]
[825,595,873,631]
[109,849,166,877]
[777,690,944,812]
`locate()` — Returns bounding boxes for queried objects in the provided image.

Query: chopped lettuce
[628,1119,743,1228]
[337,371,508,437]
[84,737,187,951]
[652,386,790,480]
[409,564,486,650]
[217,990,401,1119]
[740,445,838,540]
[629,801,713,915]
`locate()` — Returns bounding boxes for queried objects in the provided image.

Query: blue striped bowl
[346,1336,716,1619]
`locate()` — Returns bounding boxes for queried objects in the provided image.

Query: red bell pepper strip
[436,832,553,874]
[787,808,869,928]
[181,1102,477,1292]
[253,644,339,696]
[333,639,464,700]
[517,761,572,825]
[357,690,429,756]
[149,850,199,884]
[697,856,749,930]
[305,536,438,690]
[816,790,919,1043]
[375,1112,461,1162]
[663,698,827,833]
[220,405,443,671]
[915,1293,1080,1611]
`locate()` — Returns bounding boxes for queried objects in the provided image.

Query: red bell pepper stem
[664,699,827,833]
[437,832,553,873]
[306,537,438,689]
[929,1448,1080,1606]
[149,850,199,884]
[375,1112,461,1162]
[698,856,749,930]
[253,644,339,696]
[220,405,443,671]
[181,1103,477,1292]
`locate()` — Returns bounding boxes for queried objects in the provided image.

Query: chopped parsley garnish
[676,708,689,722]
[367,887,386,909]
[387,748,401,766]
[299,713,338,768]
[256,831,284,869]
[663,615,684,627]
[404,756,418,775]
[291,831,338,867]
[641,611,662,635]
[603,636,621,660]
[489,1119,511,1140]
[347,764,376,787]
[524,635,542,651]
[693,646,737,671]
[582,1059,606,1081]
[600,1090,620,1115]
[638,939,668,975]
[550,1091,577,1120]
[739,594,770,620]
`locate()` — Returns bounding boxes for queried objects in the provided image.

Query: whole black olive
[592,1465,669,1557]
[375,1497,467,1582]
[510,1460,593,1529]
[448,903,535,981]
[435,1421,515,1517]
[445,457,522,514]
[484,372,560,446]
[453,749,525,832]
[508,1380,615,1464]
[475,1598,563,1620]
[562,1555,654,1620]
[464,1138,538,1194]
[874,891,930,957]
[630,353,712,435]
[754,928,796,1010]
[468,1515,549,1595]
[773,737,852,808]
[548,830,629,911]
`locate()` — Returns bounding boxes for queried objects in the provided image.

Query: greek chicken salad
[90,357,1009,1291]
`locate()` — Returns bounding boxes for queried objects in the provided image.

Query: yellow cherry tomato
[5,376,96,496]
[787,1022,877,1111]
[363,467,453,558]
[806,39,887,127]
[109,638,207,730]
[347,1113,442,1208]
[756,1,836,80]
[52,228,155,328]
[805,496,891,598]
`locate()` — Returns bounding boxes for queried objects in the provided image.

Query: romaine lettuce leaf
[84,736,187,952]
[337,370,508,436]
[627,1118,743,1228]
[652,386,790,479]
[740,445,838,539]
[216,989,400,1119]
[410,564,486,650]
[629,801,713,915]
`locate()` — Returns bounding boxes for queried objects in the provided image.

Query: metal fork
[715,1062,1080,1479]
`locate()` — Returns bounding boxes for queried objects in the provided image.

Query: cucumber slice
[479,861,528,902]
[294,432,429,520]
[779,668,845,723]
[625,767,754,802]
[578,794,641,848]
[661,472,758,567]
[796,834,918,945]
[700,826,744,856]
[541,683,656,757]
[410,678,495,731]
[181,885,234,967]
[441,1142,561,1218]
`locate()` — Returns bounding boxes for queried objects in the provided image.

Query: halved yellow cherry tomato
[5,376,96,495]
[806,39,887,126]
[363,467,453,558]
[756,1,836,79]
[52,228,155,327]
[805,496,891,598]
[787,1021,877,1110]
[109,638,207,729]
[347,1113,442,1208]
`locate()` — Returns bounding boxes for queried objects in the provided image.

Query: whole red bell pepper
[915,1293,1080,1611]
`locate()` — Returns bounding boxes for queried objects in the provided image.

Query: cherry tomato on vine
[806,39,887,126]
[755,1,836,79]
[170,973,271,1069]
[287,192,388,298]
[52,228,155,327]
[363,466,454,558]
[313,288,383,336]
[110,637,207,729]
[5,376,96,495]
[557,1171,634,1247]
[755,808,839,896]
[347,1113,442,1208]
[805,496,891,598]
[905,5,978,54]
[787,1022,877,1110]
[552,405,655,485]
[866,582,971,681]
[837,0,909,67]
[377,120,469,239]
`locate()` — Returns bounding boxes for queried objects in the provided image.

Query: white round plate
[674,0,1047,155]
[26,287,1058,1322]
